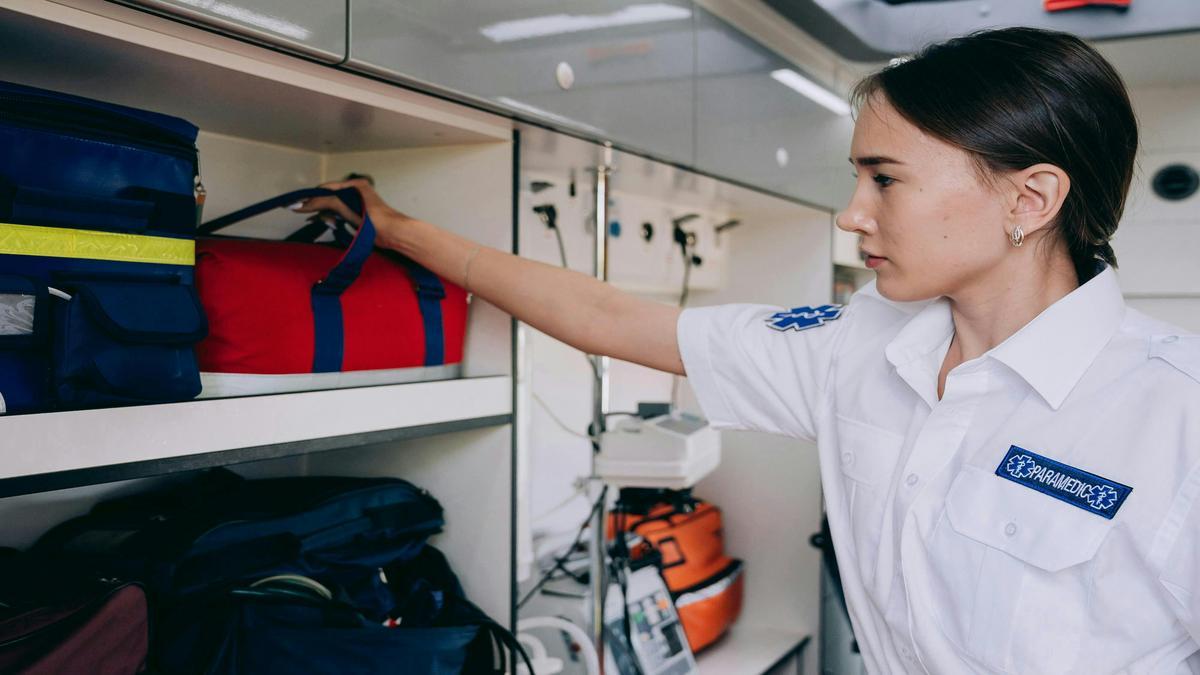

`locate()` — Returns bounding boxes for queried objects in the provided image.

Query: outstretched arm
[298,179,685,376]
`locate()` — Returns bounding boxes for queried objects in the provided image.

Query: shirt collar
[884,265,1126,410]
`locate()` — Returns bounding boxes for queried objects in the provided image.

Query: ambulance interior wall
[1115,84,1200,332]
[517,149,830,672]
[0,131,516,623]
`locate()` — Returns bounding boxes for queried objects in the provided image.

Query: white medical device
[595,413,720,489]
[603,564,699,675]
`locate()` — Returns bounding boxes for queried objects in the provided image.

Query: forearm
[395,219,685,375]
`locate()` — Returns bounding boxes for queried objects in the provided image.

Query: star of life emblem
[995,446,1132,519]
[766,304,844,332]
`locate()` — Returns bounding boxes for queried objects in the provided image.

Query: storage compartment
[0,5,517,593]
[0,2,512,411]
[0,425,515,661]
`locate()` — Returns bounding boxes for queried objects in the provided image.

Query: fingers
[320,178,394,213]
[292,193,363,227]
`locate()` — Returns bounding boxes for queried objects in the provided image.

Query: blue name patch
[766,304,843,332]
[995,446,1132,520]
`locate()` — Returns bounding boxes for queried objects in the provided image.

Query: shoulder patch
[1150,335,1200,385]
[766,304,844,332]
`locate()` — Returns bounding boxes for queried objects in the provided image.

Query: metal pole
[589,147,613,672]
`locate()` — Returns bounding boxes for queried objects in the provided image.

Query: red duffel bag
[0,550,149,675]
[194,188,467,395]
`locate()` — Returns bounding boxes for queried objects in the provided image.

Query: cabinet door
[694,5,854,209]
[119,0,347,62]
[348,1,696,165]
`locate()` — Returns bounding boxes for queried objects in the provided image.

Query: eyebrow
[849,156,905,167]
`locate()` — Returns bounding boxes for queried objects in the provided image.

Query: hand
[292,178,419,252]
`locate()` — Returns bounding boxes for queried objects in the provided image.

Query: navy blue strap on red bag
[196,187,363,236]
[199,187,446,373]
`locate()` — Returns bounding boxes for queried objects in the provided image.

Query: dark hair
[852,27,1138,283]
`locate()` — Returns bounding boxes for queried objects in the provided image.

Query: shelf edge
[0,413,512,499]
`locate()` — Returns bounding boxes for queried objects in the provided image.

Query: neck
[946,249,1080,363]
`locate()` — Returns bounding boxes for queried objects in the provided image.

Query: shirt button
[1004,522,1018,537]
[841,452,854,466]
[905,473,919,487]
[1164,335,1180,344]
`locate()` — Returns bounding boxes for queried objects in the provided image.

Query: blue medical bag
[0,79,205,414]
[36,469,529,674]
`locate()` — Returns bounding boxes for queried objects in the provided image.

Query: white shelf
[696,625,810,675]
[0,376,512,493]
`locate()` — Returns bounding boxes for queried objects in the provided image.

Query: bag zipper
[0,95,196,163]
[670,559,743,600]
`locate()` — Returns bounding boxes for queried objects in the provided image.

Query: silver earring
[1010,224,1024,248]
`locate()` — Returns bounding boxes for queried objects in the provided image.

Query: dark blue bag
[0,80,205,414]
[36,469,527,674]
[158,546,519,675]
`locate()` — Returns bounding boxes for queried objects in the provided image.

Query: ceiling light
[770,69,851,116]
[481,4,691,43]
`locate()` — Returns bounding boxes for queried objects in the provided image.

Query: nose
[835,190,877,235]
[835,208,876,235]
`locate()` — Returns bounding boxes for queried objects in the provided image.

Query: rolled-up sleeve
[676,302,849,442]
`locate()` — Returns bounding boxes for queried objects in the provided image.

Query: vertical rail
[589,147,613,672]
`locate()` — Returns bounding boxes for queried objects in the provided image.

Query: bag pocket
[53,278,207,407]
[673,559,745,653]
[0,275,51,414]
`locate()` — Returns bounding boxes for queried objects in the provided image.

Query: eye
[873,174,896,188]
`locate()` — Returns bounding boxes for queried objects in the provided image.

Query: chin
[875,272,941,303]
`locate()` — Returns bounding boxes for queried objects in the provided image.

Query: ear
[1009,163,1070,237]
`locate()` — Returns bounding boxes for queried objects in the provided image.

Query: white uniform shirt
[676,266,1200,674]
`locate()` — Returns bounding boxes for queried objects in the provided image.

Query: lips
[861,251,887,270]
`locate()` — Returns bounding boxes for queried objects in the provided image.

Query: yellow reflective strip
[0,222,194,266]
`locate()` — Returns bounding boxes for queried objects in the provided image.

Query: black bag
[36,469,529,674]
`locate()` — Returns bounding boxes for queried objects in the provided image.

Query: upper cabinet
[114,0,347,62]
[346,1,696,166]
[694,5,855,209]
[110,1,855,205]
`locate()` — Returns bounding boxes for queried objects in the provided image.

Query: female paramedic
[301,27,1200,674]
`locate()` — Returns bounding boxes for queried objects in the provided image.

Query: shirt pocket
[937,465,1114,674]
[833,415,904,584]
[835,414,904,487]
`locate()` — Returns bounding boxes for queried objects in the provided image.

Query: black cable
[679,250,693,309]
[541,211,602,387]
[552,223,570,273]
[670,243,693,410]
[517,487,608,609]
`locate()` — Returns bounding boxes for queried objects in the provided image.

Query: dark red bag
[0,551,148,675]
[194,188,467,381]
